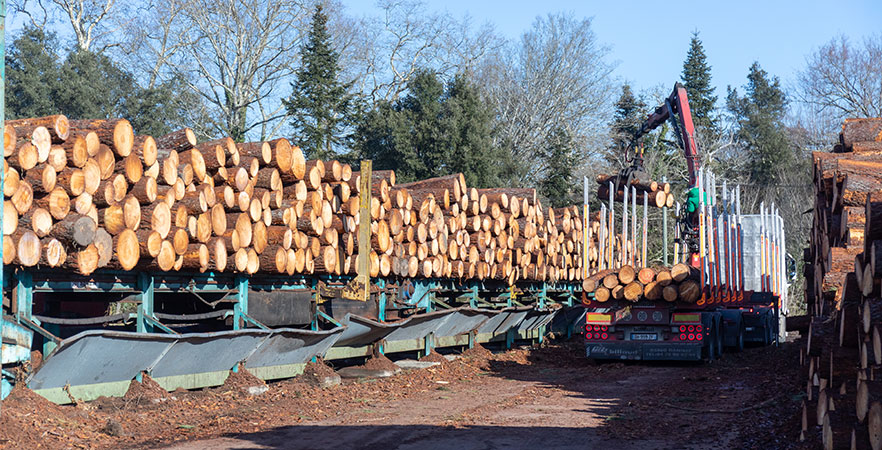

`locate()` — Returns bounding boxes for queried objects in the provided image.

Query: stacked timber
[581,263,701,304]
[2,115,589,284]
[800,117,882,450]
[595,173,673,208]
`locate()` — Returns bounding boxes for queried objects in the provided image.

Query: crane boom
[633,82,702,187]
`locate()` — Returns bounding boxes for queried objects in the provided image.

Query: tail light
[679,333,687,340]
[696,325,703,333]
[688,325,695,332]
[601,332,608,340]
[679,325,686,332]
[601,325,608,332]
[688,333,695,340]
[696,333,703,341]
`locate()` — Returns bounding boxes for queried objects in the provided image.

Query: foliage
[681,32,718,133]
[6,26,193,136]
[726,62,791,187]
[355,70,505,188]
[286,5,355,160]
[6,27,63,119]
[538,127,579,207]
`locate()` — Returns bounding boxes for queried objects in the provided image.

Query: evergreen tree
[54,49,137,120]
[6,26,191,136]
[608,84,647,163]
[726,62,790,186]
[6,27,62,119]
[355,70,504,187]
[441,74,504,188]
[538,127,578,207]
[285,5,354,159]
[681,31,718,131]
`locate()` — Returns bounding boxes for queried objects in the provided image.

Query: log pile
[581,263,701,304]
[2,115,589,284]
[801,117,882,450]
[596,173,674,209]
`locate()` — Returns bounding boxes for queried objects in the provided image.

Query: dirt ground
[0,339,808,450]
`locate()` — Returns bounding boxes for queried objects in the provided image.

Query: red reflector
[688,325,695,332]
[601,332,608,340]
[679,333,687,340]
[696,333,703,341]
[679,325,686,332]
[601,325,608,332]
[688,333,695,341]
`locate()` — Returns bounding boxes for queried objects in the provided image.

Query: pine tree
[607,84,647,164]
[6,27,62,119]
[285,5,353,159]
[726,62,790,186]
[442,74,505,188]
[681,32,718,132]
[355,70,505,187]
[538,127,578,207]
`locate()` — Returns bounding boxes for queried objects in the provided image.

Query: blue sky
[343,0,882,96]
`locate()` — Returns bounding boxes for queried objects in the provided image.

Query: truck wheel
[763,318,772,346]
[736,325,745,352]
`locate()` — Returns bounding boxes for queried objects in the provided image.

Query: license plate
[631,333,657,341]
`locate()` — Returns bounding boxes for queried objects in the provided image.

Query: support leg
[233,276,248,330]
[136,273,154,333]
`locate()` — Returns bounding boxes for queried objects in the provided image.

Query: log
[69,118,134,157]
[8,115,70,143]
[623,281,643,302]
[51,213,96,248]
[156,128,197,153]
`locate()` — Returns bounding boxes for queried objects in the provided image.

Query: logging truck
[580,84,790,361]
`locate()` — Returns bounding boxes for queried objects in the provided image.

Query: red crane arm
[634,83,702,187]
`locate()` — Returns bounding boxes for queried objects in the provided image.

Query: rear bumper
[585,341,703,361]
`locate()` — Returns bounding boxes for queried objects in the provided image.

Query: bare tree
[477,13,615,184]
[797,34,882,128]
[341,0,502,104]
[10,0,119,51]
[167,0,308,141]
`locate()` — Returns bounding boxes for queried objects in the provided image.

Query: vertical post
[673,202,681,265]
[233,275,248,330]
[136,272,154,333]
[735,184,744,297]
[698,168,706,292]
[377,278,387,322]
[621,181,628,267]
[631,186,636,267]
[760,202,766,292]
[583,176,590,276]
[357,161,372,302]
[642,193,647,267]
[1,1,6,414]
[608,182,614,268]
[662,176,668,266]
[599,204,606,270]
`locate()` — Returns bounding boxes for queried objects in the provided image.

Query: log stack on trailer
[2,114,592,285]
[800,117,882,450]
[581,263,701,304]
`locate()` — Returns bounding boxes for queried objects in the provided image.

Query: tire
[736,325,745,352]
[705,323,716,362]
[763,316,772,346]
